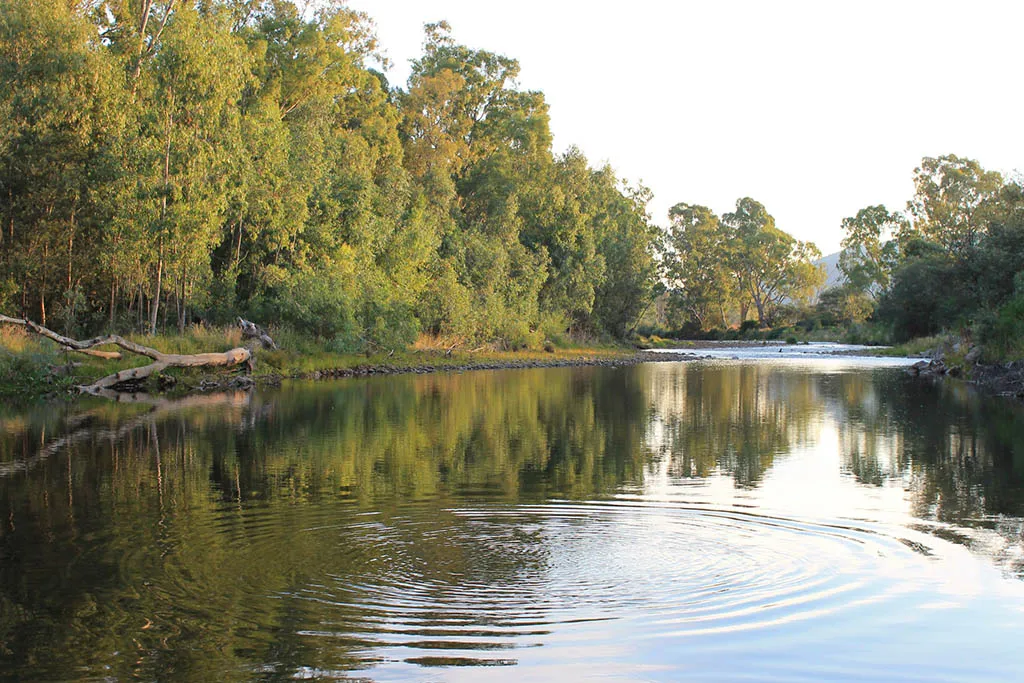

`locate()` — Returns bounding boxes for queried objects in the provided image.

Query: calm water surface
[2,357,1024,681]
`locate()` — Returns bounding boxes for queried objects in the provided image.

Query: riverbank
[885,333,1024,401]
[0,323,705,401]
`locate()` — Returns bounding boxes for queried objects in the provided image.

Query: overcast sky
[345,0,1023,254]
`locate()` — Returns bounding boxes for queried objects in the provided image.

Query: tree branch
[0,315,251,394]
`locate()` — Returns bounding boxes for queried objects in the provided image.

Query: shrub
[539,311,570,348]
[363,300,420,351]
[979,292,1024,362]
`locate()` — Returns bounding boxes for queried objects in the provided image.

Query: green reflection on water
[0,363,1022,680]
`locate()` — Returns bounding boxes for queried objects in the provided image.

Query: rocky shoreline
[970,361,1024,400]
[294,350,702,381]
[181,350,705,394]
[905,350,1024,401]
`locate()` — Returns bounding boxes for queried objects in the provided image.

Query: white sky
[345,0,1024,254]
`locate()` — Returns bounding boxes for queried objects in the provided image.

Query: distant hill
[815,250,846,290]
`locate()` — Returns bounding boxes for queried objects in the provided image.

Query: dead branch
[0,315,251,394]
[237,317,277,350]
[0,315,124,360]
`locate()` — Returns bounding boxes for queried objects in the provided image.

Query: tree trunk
[234,221,243,271]
[109,278,117,330]
[40,244,47,327]
[66,211,74,294]
[149,243,162,336]
[176,264,187,334]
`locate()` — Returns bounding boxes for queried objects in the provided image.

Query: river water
[2,351,1023,681]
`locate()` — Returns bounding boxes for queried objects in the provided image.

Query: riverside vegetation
[1,1,1022,398]
[654,156,1024,381]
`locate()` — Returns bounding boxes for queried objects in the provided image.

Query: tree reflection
[0,368,653,678]
[647,364,823,487]
[2,362,1024,678]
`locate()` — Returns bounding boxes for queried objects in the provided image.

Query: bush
[979,292,1024,361]
[362,300,420,351]
[739,319,760,334]
[0,348,74,397]
[539,311,570,348]
[270,266,360,342]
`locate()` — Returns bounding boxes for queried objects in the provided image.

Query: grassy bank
[0,325,640,401]
[636,321,892,348]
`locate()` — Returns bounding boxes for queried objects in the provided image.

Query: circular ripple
[283,501,933,671]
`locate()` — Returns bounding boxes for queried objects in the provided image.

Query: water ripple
[279,501,955,674]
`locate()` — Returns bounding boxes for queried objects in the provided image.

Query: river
[2,351,1023,681]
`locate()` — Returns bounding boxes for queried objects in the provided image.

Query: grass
[639,323,890,347]
[0,324,641,401]
[0,327,77,399]
[871,335,941,358]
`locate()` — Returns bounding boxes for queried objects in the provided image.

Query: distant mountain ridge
[815,250,846,290]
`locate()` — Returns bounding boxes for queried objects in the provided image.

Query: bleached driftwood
[0,314,252,394]
[237,317,277,350]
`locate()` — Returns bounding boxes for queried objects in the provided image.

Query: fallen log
[82,347,252,393]
[0,314,252,394]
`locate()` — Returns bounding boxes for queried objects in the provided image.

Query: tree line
[4,2,1020,355]
[0,0,657,349]
[833,154,1024,357]
[660,197,825,330]
[661,154,1024,357]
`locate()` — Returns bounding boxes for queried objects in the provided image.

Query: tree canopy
[662,197,824,329]
[838,155,1024,352]
[0,0,661,348]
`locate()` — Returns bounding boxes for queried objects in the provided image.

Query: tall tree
[838,204,905,298]
[907,154,1003,257]
[129,4,250,333]
[663,203,734,329]
[723,198,824,327]
[0,0,123,328]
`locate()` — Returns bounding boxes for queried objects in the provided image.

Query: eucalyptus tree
[663,203,734,329]
[588,173,660,337]
[0,0,123,329]
[0,1,663,346]
[125,4,250,333]
[838,205,906,299]
[722,198,824,327]
[907,154,1003,258]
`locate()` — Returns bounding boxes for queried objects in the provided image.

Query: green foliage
[840,157,1024,351]
[662,197,824,330]
[978,274,1024,362]
[0,1,659,349]
[878,251,959,341]
[908,154,1003,257]
[271,264,360,344]
[663,203,733,329]
[839,205,904,297]
[816,286,875,326]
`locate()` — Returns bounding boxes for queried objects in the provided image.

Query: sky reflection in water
[1,357,1023,681]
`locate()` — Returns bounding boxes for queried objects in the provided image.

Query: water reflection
[1,362,1023,680]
